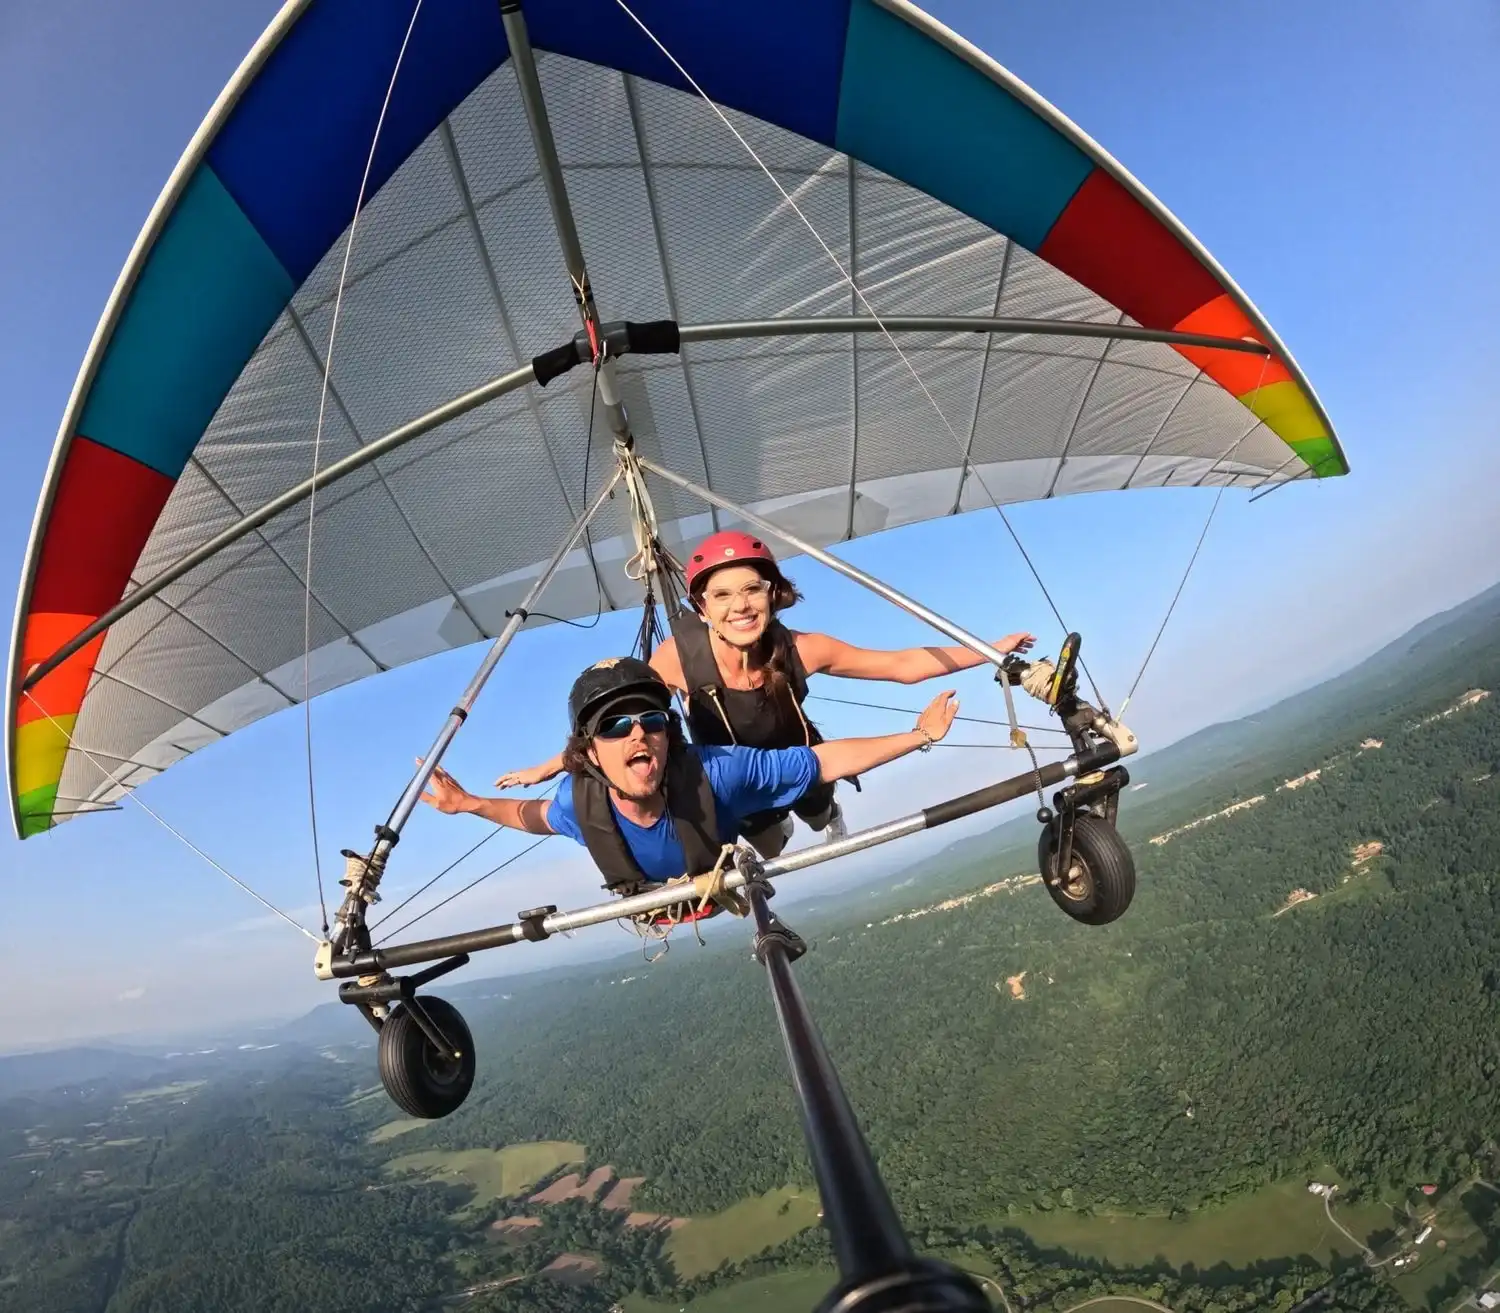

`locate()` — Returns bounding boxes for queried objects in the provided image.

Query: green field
[342,1085,386,1107]
[383,1141,585,1202]
[665,1186,823,1278]
[368,1118,427,1143]
[1011,1177,1390,1269]
[623,1266,837,1313]
[122,1080,205,1104]
[1289,860,1393,916]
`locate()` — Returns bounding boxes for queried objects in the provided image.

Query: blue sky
[1,0,1497,1051]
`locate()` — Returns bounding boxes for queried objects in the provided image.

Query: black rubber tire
[1037,813,1136,926]
[378,995,476,1120]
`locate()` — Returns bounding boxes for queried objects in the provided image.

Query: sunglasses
[593,710,670,740]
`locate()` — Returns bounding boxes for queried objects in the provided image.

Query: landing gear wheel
[1038,813,1135,926]
[378,995,475,1119]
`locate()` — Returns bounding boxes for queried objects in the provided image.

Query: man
[419,655,958,894]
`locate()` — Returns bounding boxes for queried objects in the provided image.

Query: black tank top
[667,613,822,750]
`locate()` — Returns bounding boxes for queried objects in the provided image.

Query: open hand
[916,690,959,745]
[417,757,474,815]
[995,632,1037,656]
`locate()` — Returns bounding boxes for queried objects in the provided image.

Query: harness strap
[623,841,748,963]
[669,613,818,748]
[669,611,728,718]
[573,746,723,892]
[695,843,748,918]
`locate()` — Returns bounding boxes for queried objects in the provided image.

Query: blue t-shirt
[545,744,820,883]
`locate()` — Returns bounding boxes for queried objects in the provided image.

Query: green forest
[3,599,1500,1312]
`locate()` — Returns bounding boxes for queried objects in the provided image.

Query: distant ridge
[887,576,1500,890]
[1122,577,1500,799]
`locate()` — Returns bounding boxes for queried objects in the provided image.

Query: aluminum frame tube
[498,1,590,304]
[19,302,1267,700]
[678,315,1271,356]
[21,362,538,693]
[637,457,1014,670]
[748,882,914,1280]
[381,465,624,839]
[497,0,633,442]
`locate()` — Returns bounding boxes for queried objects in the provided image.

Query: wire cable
[611,0,1107,708]
[375,833,554,944]
[1117,350,1272,716]
[368,360,608,936]
[21,692,317,941]
[806,692,1067,735]
[1117,485,1224,717]
[299,0,426,935]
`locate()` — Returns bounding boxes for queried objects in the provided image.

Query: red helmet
[684,530,783,595]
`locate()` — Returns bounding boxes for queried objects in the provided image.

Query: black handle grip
[533,320,680,387]
[624,319,680,356]
[532,341,583,387]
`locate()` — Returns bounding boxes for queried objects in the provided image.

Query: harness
[668,613,820,749]
[571,745,724,907]
[668,614,857,828]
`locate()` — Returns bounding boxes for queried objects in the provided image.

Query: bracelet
[913,725,935,752]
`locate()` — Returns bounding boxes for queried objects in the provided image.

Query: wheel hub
[1058,857,1093,902]
[421,1042,463,1086]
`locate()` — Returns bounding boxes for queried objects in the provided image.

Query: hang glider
[7,0,1343,843]
[6,7,1349,1306]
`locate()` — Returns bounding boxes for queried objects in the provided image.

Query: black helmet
[567,657,671,734]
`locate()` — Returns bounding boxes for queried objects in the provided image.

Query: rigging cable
[299,0,427,936]
[368,359,610,937]
[611,0,1108,711]
[928,742,1071,751]
[502,356,613,633]
[366,826,501,933]
[375,827,555,945]
[806,692,1067,737]
[21,692,317,941]
[371,782,561,939]
[1116,485,1225,718]
[1116,349,1273,716]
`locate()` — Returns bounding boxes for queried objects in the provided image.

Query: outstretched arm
[419,760,556,835]
[799,632,1036,685]
[495,751,565,789]
[811,690,959,781]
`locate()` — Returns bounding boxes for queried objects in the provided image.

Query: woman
[496,530,1034,855]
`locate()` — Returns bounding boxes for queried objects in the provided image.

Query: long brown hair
[689,566,804,711]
